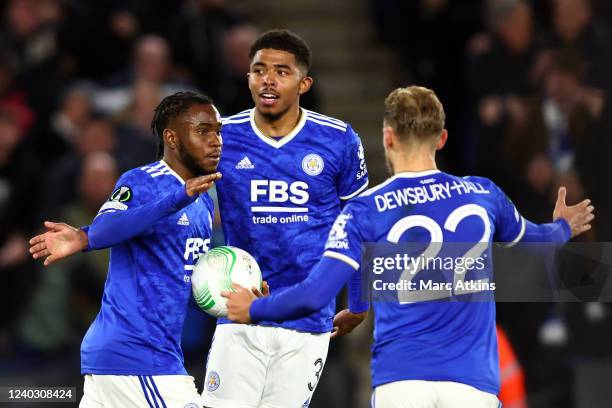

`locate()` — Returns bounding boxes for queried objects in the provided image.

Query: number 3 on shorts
[308,358,324,391]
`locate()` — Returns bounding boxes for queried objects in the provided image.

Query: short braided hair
[151,91,213,158]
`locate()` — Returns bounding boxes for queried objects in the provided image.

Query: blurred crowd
[0,0,611,406]
[0,0,273,394]
[371,0,612,406]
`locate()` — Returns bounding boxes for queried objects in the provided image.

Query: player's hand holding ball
[222,281,269,323]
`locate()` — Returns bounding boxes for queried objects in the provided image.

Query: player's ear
[435,129,448,150]
[383,125,394,150]
[164,128,178,150]
[298,75,313,95]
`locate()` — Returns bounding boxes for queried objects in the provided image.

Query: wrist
[554,218,572,240]
[78,226,91,252]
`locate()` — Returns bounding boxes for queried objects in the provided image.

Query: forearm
[347,266,369,313]
[88,186,195,250]
[521,219,571,243]
[250,256,357,322]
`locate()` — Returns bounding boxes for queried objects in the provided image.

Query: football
[192,246,263,317]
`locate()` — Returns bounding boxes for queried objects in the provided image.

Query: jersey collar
[160,160,186,185]
[250,108,307,148]
[394,170,441,178]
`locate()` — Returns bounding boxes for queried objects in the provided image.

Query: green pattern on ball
[211,246,237,293]
[192,246,261,316]
[194,279,216,310]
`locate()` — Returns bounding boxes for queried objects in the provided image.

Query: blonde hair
[384,86,445,143]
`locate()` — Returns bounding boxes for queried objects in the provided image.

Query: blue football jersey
[323,170,525,394]
[81,160,214,375]
[216,108,369,332]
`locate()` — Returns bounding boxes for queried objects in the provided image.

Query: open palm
[552,187,595,238]
[29,221,87,266]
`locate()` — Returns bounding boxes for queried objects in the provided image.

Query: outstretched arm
[223,256,357,324]
[29,173,221,265]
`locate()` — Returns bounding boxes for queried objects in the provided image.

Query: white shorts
[202,324,330,408]
[79,374,201,408]
[372,380,500,408]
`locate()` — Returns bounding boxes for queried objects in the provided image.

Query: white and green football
[191,246,262,318]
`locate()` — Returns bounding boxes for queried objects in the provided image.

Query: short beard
[177,142,208,176]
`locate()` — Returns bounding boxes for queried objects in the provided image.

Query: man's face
[174,103,222,176]
[554,0,590,42]
[498,3,533,53]
[248,48,311,120]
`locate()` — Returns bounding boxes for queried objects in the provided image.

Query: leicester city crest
[207,371,220,392]
[302,154,324,176]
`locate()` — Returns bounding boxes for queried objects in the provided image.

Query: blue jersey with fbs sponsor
[216,108,369,332]
[323,170,525,394]
[81,160,214,375]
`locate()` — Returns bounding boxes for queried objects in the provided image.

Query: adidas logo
[177,213,190,226]
[236,156,255,169]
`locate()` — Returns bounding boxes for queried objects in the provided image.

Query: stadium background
[0,0,611,406]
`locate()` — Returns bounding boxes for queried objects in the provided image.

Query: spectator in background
[42,118,116,220]
[543,0,612,90]
[0,110,40,356]
[217,24,260,114]
[57,0,176,82]
[112,80,160,171]
[169,0,248,101]
[42,84,93,165]
[2,0,64,117]
[95,35,191,115]
[467,0,539,188]
[0,47,35,133]
[108,34,172,87]
[504,50,601,221]
[0,44,38,165]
